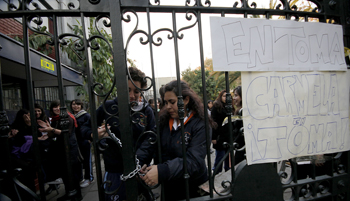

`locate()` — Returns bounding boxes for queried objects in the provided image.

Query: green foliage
[60,18,120,103]
[14,26,53,55]
[181,58,226,101]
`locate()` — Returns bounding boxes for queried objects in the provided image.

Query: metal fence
[0,0,349,201]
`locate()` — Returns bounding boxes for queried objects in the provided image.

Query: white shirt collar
[172,111,192,131]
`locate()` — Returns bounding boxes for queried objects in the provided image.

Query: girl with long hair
[140,80,216,200]
[38,100,82,200]
[70,99,94,188]
[211,90,232,174]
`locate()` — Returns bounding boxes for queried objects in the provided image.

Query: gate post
[109,0,138,200]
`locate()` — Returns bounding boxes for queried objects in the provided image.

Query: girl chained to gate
[81,67,156,201]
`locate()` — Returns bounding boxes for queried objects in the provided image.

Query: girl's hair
[213,90,226,112]
[159,80,216,128]
[70,99,84,111]
[129,67,147,88]
[233,86,242,115]
[148,98,154,105]
[12,108,29,129]
[35,103,48,121]
[49,100,60,116]
[234,86,242,106]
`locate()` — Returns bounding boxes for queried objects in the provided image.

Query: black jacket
[81,97,155,173]
[139,114,210,200]
[50,116,80,163]
[75,111,91,143]
[211,105,228,150]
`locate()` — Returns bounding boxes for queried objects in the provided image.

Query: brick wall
[0,18,56,60]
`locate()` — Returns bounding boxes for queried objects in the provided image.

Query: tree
[181,58,226,101]
[206,57,241,91]
[14,26,53,56]
[61,18,135,104]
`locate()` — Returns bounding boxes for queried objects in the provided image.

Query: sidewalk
[45,154,102,201]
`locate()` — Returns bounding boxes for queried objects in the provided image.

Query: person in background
[211,90,231,175]
[34,103,61,195]
[9,109,38,194]
[70,99,94,188]
[81,67,155,201]
[207,100,213,116]
[231,86,245,164]
[38,100,82,201]
[140,80,216,201]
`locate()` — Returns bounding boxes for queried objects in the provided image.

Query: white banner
[210,17,347,72]
[242,71,350,165]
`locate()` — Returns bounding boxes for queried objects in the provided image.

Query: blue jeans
[212,149,230,174]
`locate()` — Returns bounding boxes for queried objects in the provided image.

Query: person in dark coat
[70,99,94,188]
[38,100,82,201]
[80,67,155,201]
[140,80,216,201]
[211,90,231,174]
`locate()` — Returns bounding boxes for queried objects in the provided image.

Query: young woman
[9,109,37,192]
[207,100,213,116]
[140,80,216,200]
[80,67,155,201]
[211,90,231,174]
[34,103,60,195]
[70,99,94,188]
[231,86,245,164]
[233,86,242,115]
[38,100,82,201]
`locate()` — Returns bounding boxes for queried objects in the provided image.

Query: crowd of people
[6,66,245,201]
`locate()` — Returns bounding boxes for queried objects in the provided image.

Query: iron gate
[0,0,349,201]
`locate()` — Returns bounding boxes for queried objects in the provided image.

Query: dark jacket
[50,116,79,163]
[211,105,228,150]
[75,111,91,143]
[146,114,210,200]
[81,97,155,173]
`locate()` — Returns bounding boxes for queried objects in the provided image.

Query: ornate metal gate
[0,0,349,201]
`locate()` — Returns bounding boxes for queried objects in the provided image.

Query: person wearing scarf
[70,99,94,188]
[38,100,82,201]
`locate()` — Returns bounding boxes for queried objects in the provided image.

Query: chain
[120,157,142,181]
[109,131,122,147]
[104,129,141,181]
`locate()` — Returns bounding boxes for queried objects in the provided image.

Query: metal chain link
[109,131,122,147]
[105,129,142,181]
[120,157,142,181]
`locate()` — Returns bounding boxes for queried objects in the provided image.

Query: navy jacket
[153,114,210,187]
[81,97,155,173]
[75,111,91,143]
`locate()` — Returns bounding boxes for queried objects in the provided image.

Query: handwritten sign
[210,17,346,71]
[242,71,350,165]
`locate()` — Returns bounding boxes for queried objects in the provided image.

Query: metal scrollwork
[149,0,161,6]
[59,107,70,132]
[30,2,41,10]
[8,0,20,11]
[123,10,149,49]
[0,111,10,137]
[27,15,54,45]
[89,0,101,5]
[59,33,85,51]
[279,159,294,185]
[177,96,185,120]
[250,2,257,9]
[177,10,198,40]
[151,28,174,46]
